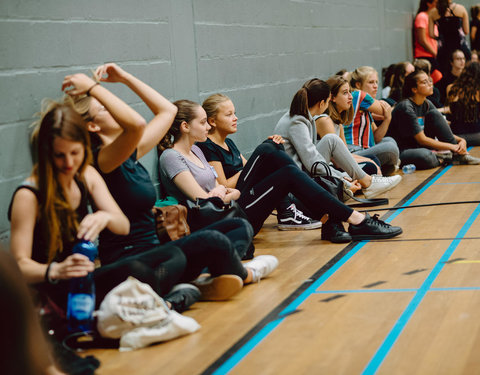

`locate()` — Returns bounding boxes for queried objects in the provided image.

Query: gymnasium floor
[87,148,480,375]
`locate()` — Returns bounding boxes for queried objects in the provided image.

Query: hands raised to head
[95,63,129,84]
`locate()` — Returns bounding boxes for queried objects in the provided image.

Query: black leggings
[236,141,354,234]
[173,220,249,282]
[43,243,186,310]
[100,218,252,294]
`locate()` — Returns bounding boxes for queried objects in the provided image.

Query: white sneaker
[363,174,402,199]
[244,255,279,282]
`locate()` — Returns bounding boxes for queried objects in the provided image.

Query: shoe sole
[277,222,323,231]
[363,177,402,199]
[321,235,352,243]
[194,275,243,301]
[350,228,403,241]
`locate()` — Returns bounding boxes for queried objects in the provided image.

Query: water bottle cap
[73,240,98,261]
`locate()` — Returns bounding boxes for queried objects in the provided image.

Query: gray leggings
[400,108,458,170]
[348,137,400,167]
[315,133,367,180]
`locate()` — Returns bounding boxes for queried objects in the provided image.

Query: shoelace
[367,214,391,228]
[294,208,312,221]
[372,175,397,185]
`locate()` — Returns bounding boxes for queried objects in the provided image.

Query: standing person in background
[429,0,470,74]
[415,0,440,68]
[470,5,480,52]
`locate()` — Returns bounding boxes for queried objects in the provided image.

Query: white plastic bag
[97,277,200,351]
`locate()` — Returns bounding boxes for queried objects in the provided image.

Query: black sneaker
[164,283,201,313]
[321,219,352,243]
[348,213,402,240]
[277,204,322,230]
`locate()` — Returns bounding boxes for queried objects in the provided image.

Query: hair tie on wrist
[86,82,100,97]
[45,262,59,284]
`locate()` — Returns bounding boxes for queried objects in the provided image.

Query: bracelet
[45,262,59,284]
[86,82,100,96]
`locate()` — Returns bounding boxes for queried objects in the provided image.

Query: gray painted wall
[1,0,477,245]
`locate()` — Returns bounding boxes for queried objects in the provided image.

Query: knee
[321,133,343,145]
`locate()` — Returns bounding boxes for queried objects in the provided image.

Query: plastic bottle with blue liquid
[67,240,97,333]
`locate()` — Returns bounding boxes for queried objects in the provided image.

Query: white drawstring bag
[97,277,200,351]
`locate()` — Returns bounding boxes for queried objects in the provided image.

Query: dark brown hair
[158,99,201,152]
[289,78,330,118]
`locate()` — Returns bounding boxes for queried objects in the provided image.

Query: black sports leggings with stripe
[236,140,354,234]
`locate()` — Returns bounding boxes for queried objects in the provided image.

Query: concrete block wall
[1,0,477,245]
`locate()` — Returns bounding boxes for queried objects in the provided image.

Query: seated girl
[67,63,270,301]
[345,67,400,174]
[387,68,480,169]
[447,61,480,146]
[197,93,321,231]
[388,61,416,104]
[8,101,176,328]
[273,78,402,201]
[159,99,403,244]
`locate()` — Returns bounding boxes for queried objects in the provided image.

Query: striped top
[343,90,375,148]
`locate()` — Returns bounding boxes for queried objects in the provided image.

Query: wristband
[86,82,100,96]
[45,262,59,284]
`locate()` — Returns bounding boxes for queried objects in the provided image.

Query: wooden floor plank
[86,156,480,375]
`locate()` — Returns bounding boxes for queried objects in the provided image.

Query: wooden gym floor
[86,148,480,375]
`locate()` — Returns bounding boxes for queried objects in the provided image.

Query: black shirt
[196,138,244,179]
[93,149,159,265]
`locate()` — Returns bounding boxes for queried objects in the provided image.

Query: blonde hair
[202,93,231,133]
[326,76,354,125]
[350,66,377,91]
[414,58,432,75]
[31,100,92,262]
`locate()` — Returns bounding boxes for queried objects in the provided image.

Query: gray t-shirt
[159,145,217,202]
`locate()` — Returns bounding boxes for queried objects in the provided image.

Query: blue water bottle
[402,164,416,174]
[67,240,97,333]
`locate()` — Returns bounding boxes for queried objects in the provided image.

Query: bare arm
[428,9,439,38]
[62,72,146,174]
[315,115,337,138]
[96,64,178,160]
[209,160,241,188]
[10,189,94,284]
[460,5,470,35]
[472,26,477,43]
[80,165,130,239]
[368,100,392,143]
[414,131,463,152]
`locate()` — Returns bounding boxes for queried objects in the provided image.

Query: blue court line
[434,181,480,185]
[313,286,480,294]
[211,164,468,375]
[386,165,452,222]
[362,203,480,375]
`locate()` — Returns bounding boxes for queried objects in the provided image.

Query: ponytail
[289,87,309,118]
[157,99,200,154]
[289,79,330,118]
